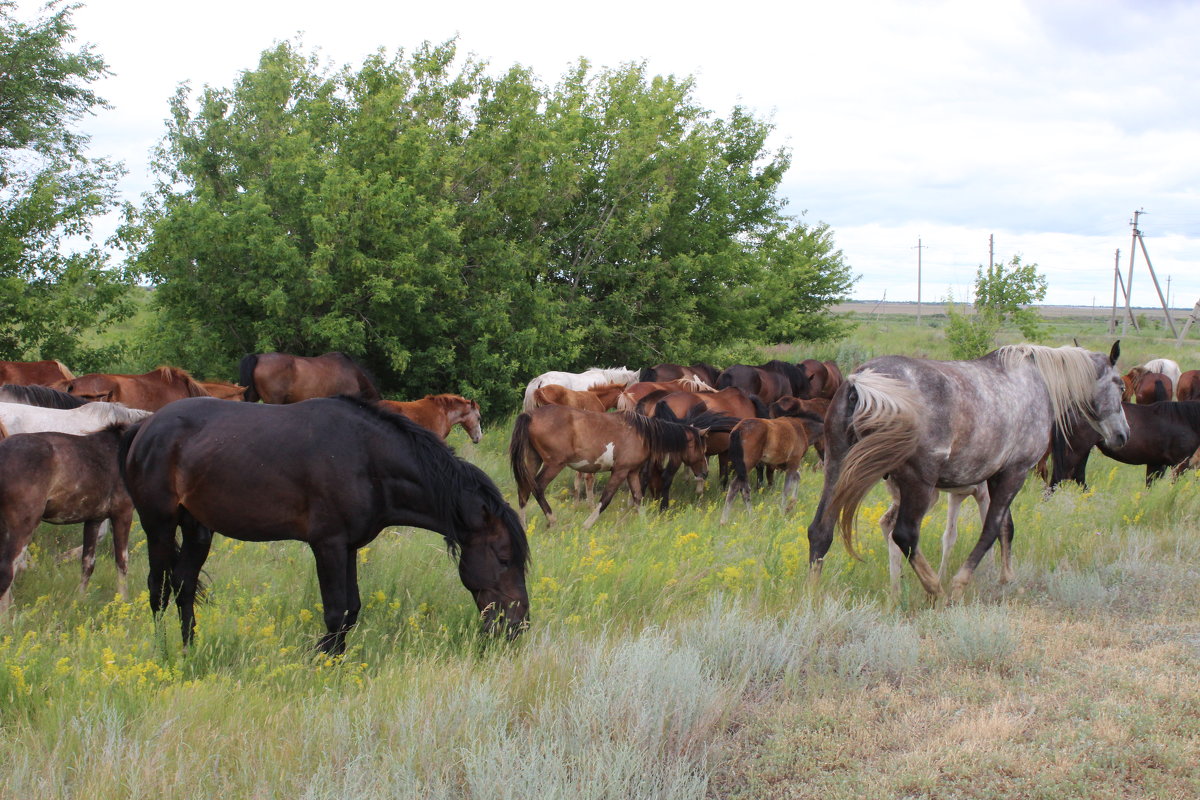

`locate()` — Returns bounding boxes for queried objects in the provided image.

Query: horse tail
[239,354,261,402]
[828,371,922,560]
[509,413,538,500]
[729,422,751,486]
[749,393,769,418]
[1154,378,1169,403]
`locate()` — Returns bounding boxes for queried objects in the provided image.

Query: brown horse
[64,366,209,411]
[509,405,709,529]
[799,359,844,399]
[0,424,134,613]
[198,381,247,400]
[239,352,380,403]
[1178,370,1200,402]
[716,361,809,404]
[0,360,74,386]
[531,382,626,413]
[1132,372,1172,404]
[720,416,813,523]
[379,394,483,442]
[616,378,717,410]
[638,363,721,387]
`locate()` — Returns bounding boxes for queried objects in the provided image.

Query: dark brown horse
[64,366,209,411]
[0,360,74,386]
[798,359,844,399]
[239,352,380,404]
[638,363,720,387]
[509,405,709,528]
[0,424,134,613]
[121,396,529,654]
[379,394,483,442]
[1177,370,1200,402]
[716,361,808,405]
[1051,401,1200,487]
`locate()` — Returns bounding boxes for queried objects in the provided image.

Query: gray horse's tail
[828,371,922,559]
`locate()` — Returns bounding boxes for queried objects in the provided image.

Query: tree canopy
[133,40,854,410]
[946,255,1048,359]
[0,0,135,368]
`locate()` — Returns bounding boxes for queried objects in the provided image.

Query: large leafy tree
[0,1,134,368]
[134,40,853,410]
[946,255,1048,359]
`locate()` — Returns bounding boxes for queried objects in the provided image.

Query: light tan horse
[198,381,247,400]
[379,394,482,442]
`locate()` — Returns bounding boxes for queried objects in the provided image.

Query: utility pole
[988,234,994,271]
[1123,211,1140,334]
[914,238,926,324]
[1131,214,1179,338]
[1108,249,1120,335]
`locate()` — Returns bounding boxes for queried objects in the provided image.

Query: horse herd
[0,344,1193,656]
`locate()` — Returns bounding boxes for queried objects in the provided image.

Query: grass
[3,313,1200,797]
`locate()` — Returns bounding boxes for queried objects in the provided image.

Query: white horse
[522,367,640,412]
[1141,358,1181,394]
[0,400,151,437]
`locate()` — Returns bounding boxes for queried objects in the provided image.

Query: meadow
[2,312,1200,798]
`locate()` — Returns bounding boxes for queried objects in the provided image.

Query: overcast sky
[31,0,1200,308]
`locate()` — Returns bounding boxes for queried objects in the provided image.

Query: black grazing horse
[121,396,529,654]
[1051,401,1200,487]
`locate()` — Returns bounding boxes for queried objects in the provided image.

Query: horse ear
[1109,340,1121,365]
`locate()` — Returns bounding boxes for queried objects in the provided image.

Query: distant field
[835,299,1193,321]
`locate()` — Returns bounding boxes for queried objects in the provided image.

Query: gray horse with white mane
[807,343,1129,600]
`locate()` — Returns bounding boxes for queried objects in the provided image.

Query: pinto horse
[0,360,74,386]
[239,352,380,404]
[65,367,209,411]
[509,405,709,529]
[0,424,134,613]
[1050,401,1200,487]
[808,343,1128,600]
[379,394,483,443]
[120,396,529,654]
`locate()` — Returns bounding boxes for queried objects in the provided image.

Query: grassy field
[2,314,1200,798]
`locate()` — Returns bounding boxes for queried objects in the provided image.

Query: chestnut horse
[1177,370,1200,402]
[65,366,209,411]
[720,416,814,523]
[0,424,134,613]
[121,396,529,654]
[0,359,74,386]
[1132,372,1172,404]
[799,359,844,399]
[379,394,483,443]
[198,381,247,400]
[239,352,380,404]
[531,382,626,413]
[638,363,721,387]
[509,405,709,529]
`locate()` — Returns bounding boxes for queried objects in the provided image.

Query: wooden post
[1177,299,1200,345]
[1135,229,1179,339]
[1108,248,1119,335]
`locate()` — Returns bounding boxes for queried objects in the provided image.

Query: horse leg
[142,512,178,620]
[888,480,941,598]
[0,512,35,614]
[781,466,802,513]
[996,508,1016,584]
[111,508,133,601]
[531,462,565,526]
[310,540,353,655]
[58,518,109,564]
[720,476,744,524]
[950,468,1024,601]
[1146,464,1167,485]
[658,456,680,510]
[79,519,102,595]
[343,552,362,630]
[878,479,905,599]
[175,511,213,649]
[583,468,627,529]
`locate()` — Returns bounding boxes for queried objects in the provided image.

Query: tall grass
[3,313,1199,797]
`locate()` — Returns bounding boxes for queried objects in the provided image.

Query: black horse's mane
[0,383,86,408]
[1152,400,1200,426]
[332,396,529,567]
[620,410,702,457]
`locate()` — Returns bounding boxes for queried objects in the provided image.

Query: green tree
[133,40,854,411]
[946,255,1048,359]
[0,1,135,369]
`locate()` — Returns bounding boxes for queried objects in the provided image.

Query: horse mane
[334,397,527,567]
[996,345,1104,431]
[152,366,209,398]
[592,366,639,385]
[53,360,76,380]
[619,410,699,458]
[0,384,86,408]
[422,393,473,409]
[1152,400,1200,426]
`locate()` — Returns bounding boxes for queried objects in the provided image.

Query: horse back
[0,360,74,386]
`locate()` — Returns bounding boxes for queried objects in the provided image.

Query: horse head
[457,506,530,640]
[1090,342,1130,449]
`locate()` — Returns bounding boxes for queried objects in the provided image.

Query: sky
[25,0,1200,308]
